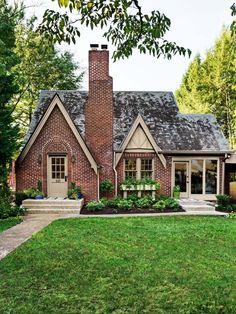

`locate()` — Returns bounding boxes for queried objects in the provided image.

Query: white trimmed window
[125,158,154,180]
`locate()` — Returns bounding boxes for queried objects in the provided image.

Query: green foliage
[126,193,139,203]
[176,28,236,148]
[117,199,133,210]
[164,198,179,210]
[15,191,27,206]
[135,195,152,208]
[153,200,166,211]
[68,182,82,199]
[0,186,25,219]
[120,177,137,188]
[121,177,161,190]
[37,180,42,192]
[86,200,105,212]
[226,212,236,219]
[100,179,114,194]
[23,187,44,198]
[0,216,22,233]
[13,16,84,137]
[0,0,20,184]
[39,0,191,61]
[173,185,181,192]
[216,194,232,211]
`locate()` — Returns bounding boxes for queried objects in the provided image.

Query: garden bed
[81,207,185,215]
[82,195,184,215]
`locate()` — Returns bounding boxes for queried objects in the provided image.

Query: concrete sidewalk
[0,210,227,260]
[0,214,63,260]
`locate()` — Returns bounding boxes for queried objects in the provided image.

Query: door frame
[172,161,189,198]
[172,157,220,200]
[47,154,68,197]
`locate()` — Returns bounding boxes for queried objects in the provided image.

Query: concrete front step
[179,199,215,212]
[181,205,215,212]
[22,198,84,214]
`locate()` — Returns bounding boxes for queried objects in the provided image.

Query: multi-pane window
[51,157,65,179]
[141,159,153,178]
[125,159,137,179]
[125,158,153,180]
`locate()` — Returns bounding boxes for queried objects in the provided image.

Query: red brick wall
[85,49,114,185]
[116,152,172,196]
[16,106,98,201]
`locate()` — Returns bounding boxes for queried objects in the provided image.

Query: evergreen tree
[176,28,236,148]
[0,0,20,185]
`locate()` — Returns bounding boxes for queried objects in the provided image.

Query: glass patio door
[174,162,189,198]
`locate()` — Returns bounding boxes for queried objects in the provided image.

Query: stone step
[23,202,82,208]
[23,200,81,206]
[181,205,215,211]
[22,198,84,214]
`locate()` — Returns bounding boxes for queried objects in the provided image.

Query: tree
[0,0,20,185]
[13,16,84,136]
[176,28,236,148]
[38,0,191,61]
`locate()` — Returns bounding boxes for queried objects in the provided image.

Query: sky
[24,0,234,92]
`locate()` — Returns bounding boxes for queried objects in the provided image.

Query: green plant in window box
[120,177,137,190]
[173,185,181,199]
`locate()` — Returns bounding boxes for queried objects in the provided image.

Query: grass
[0,216,22,233]
[0,216,236,313]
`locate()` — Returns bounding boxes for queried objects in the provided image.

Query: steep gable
[18,94,98,174]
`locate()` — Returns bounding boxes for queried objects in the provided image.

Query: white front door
[173,161,189,198]
[48,156,68,197]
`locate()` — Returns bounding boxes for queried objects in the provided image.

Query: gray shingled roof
[24,90,229,152]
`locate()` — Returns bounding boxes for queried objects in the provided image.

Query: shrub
[127,193,139,202]
[100,179,114,194]
[164,197,179,210]
[86,201,105,212]
[216,194,232,211]
[0,186,26,219]
[117,199,133,210]
[231,204,236,212]
[216,194,231,205]
[136,196,152,208]
[153,200,166,211]
[15,191,28,206]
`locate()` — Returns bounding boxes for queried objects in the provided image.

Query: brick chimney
[85,45,114,184]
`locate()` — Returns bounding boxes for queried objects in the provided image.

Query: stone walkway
[0,214,64,260]
[0,210,227,260]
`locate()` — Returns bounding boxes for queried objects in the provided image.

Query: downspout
[97,167,100,201]
[113,152,118,197]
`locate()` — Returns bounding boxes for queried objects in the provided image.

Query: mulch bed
[81,207,185,215]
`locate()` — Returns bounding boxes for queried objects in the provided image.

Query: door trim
[172,161,189,198]
[47,155,68,197]
[172,157,220,200]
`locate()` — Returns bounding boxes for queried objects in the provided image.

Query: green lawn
[0,217,22,233]
[0,217,236,313]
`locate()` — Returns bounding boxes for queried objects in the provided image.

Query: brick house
[16,46,235,201]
